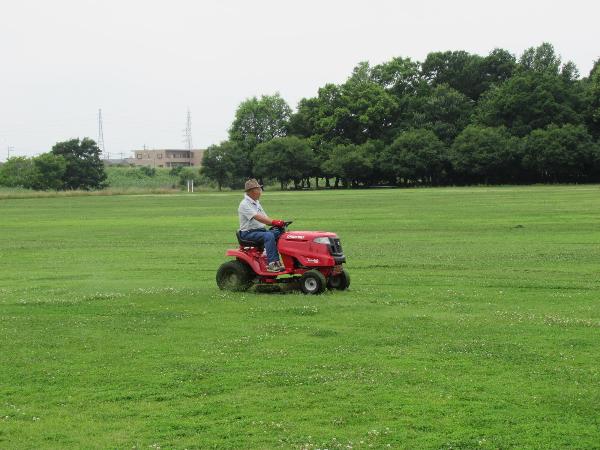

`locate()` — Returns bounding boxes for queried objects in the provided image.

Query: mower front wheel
[299,270,326,295]
[216,260,253,291]
[327,269,350,290]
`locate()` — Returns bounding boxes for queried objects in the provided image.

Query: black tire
[299,270,326,295]
[327,270,350,290]
[216,260,253,291]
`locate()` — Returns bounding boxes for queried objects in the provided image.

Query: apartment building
[130,149,205,168]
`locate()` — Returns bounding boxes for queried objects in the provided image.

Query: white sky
[1,0,599,160]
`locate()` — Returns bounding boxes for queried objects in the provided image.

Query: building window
[157,154,162,159]
[136,153,142,159]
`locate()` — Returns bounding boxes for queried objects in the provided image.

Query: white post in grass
[191,179,194,193]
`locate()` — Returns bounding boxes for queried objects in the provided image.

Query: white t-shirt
[238,194,267,231]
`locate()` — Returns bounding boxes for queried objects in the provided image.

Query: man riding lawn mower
[216,179,350,295]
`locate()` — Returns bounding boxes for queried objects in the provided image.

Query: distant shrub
[170,166,184,176]
[139,166,156,177]
[105,167,178,189]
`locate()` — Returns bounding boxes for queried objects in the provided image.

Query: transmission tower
[183,108,193,151]
[98,108,106,158]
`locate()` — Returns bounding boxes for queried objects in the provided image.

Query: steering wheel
[271,220,293,230]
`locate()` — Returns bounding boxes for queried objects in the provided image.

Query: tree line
[201,43,600,189]
[0,138,106,190]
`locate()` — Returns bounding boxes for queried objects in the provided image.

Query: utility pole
[98,109,106,159]
[7,146,14,161]
[183,108,192,153]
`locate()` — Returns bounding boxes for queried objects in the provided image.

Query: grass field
[1,186,599,449]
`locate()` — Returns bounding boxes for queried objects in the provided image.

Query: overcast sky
[1,0,599,160]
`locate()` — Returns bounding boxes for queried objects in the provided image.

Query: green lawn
[1,186,599,449]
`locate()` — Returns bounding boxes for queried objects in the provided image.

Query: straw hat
[244,178,263,191]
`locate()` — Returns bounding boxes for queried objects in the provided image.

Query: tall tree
[31,153,67,190]
[480,48,517,86]
[252,137,316,190]
[370,57,422,98]
[292,75,398,146]
[449,125,521,184]
[322,143,375,188]
[384,129,448,185]
[475,49,584,137]
[585,61,600,140]
[229,93,292,177]
[518,42,562,75]
[201,141,246,191]
[522,124,598,182]
[421,50,486,100]
[0,157,37,188]
[408,84,474,143]
[51,138,106,190]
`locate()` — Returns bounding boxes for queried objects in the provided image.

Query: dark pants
[240,228,282,263]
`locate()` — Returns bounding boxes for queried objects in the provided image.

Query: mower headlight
[313,237,331,245]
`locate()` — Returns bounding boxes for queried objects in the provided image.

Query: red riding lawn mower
[216,221,350,294]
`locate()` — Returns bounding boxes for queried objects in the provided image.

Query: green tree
[421,48,517,101]
[522,124,598,182]
[201,141,245,191]
[322,143,375,188]
[449,125,521,184]
[384,129,447,185]
[421,50,485,100]
[31,153,67,190]
[476,43,585,136]
[408,84,474,143]
[475,71,583,136]
[51,138,107,190]
[480,48,517,86]
[293,75,398,146]
[252,137,316,190]
[370,57,422,98]
[229,93,292,177]
[585,61,600,140]
[518,42,562,75]
[0,157,37,188]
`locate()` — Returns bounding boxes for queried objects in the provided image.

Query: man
[238,179,286,272]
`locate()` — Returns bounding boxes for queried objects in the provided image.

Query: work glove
[271,219,285,228]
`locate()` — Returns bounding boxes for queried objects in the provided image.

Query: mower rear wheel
[327,269,350,290]
[216,260,253,291]
[299,270,326,295]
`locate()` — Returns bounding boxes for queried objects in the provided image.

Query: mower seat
[236,230,263,250]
